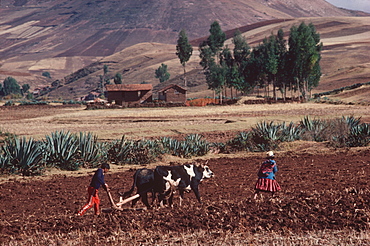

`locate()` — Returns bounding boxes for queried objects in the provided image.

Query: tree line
[173,21,322,102]
[0,77,31,99]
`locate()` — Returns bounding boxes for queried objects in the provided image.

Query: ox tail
[120,170,140,198]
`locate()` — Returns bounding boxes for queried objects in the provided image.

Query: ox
[120,168,155,209]
[117,163,213,209]
[153,163,214,207]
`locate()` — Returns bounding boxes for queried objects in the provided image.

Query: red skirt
[255,178,281,192]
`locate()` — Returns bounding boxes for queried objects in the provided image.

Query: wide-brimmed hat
[266,151,274,158]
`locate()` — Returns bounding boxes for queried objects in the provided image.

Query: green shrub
[346,123,370,147]
[160,134,209,158]
[279,122,303,142]
[299,116,328,142]
[226,131,253,151]
[1,137,44,176]
[250,121,281,151]
[77,132,107,168]
[109,136,162,164]
[43,131,80,170]
[4,100,15,106]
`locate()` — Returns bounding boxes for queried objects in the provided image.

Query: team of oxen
[106,162,214,210]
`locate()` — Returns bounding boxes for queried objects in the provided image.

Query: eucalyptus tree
[176,29,193,87]
[245,37,278,98]
[199,21,227,101]
[274,29,289,100]
[207,21,226,57]
[21,84,30,96]
[261,35,279,99]
[287,22,322,101]
[231,30,251,96]
[206,61,228,104]
[248,44,267,96]
[155,63,170,83]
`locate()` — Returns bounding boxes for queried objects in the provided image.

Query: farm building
[157,84,187,103]
[105,84,153,105]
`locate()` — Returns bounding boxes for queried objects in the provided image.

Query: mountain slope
[0,0,366,88]
[44,16,370,104]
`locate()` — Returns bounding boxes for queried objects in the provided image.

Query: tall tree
[232,30,250,69]
[274,29,288,100]
[199,40,214,70]
[155,63,170,83]
[287,22,322,101]
[103,65,109,75]
[206,62,228,104]
[230,30,251,93]
[207,21,226,57]
[176,29,193,88]
[199,21,227,102]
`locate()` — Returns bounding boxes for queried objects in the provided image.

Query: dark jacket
[90,168,105,189]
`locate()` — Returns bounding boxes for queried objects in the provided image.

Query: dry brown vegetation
[1,101,369,141]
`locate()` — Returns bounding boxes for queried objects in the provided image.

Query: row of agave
[0,131,108,176]
[226,116,370,152]
[0,116,369,176]
[0,132,211,176]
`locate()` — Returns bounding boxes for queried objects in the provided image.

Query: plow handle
[105,188,123,210]
[116,194,140,207]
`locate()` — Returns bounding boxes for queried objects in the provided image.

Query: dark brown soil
[1,147,369,244]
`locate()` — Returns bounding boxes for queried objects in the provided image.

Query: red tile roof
[106,84,153,91]
[157,84,187,93]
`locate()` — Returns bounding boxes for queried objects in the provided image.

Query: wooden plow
[104,189,141,211]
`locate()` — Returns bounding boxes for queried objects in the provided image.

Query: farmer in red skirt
[253,151,281,199]
[77,163,110,216]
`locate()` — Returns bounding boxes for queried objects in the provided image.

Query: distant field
[1,102,369,141]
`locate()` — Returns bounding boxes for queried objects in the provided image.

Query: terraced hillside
[0,0,367,90]
[44,17,370,104]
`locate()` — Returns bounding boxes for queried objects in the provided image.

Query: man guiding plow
[77,163,111,216]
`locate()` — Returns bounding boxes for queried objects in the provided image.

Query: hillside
[0,0,367,90]
[44,16,370,104]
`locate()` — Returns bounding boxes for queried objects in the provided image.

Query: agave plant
[226,131,252,151]
[249,121,282,151]
[252,121,281,141]
[0,153,11,174]
[160,134,209,158]
[184,134,209,157]
[77,132,107,167]
[342,115,361,129]
[346,123,370,147]
[109,136,162,164]
[1,137,44,176]
[299,116,327,142]
[43,130,80,170]
[279,121,303,142]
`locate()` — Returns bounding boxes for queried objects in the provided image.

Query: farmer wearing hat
[253,151,281,199]
[77,163,111,216]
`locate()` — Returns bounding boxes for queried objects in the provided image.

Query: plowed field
[1,146,369,245]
